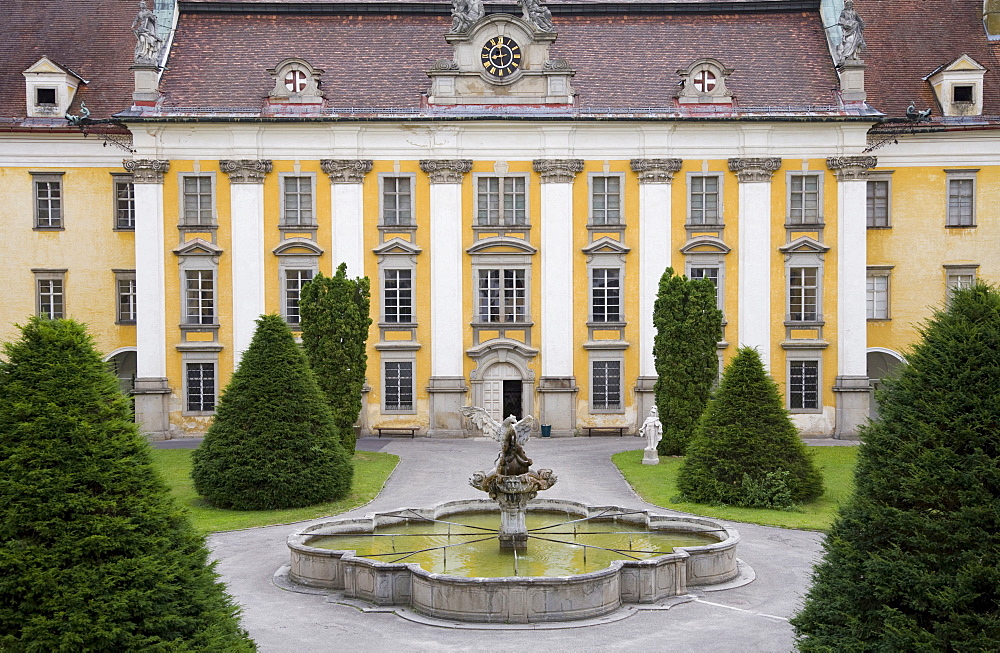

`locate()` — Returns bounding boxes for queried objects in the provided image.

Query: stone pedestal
[642,449,660,466]
[427,376,468,437]
[538,376,578,437]
[635,376,657,431]
[133,377,171,440]
[496,492,532,550]
[834,375,870,439]
[470,470,558,550]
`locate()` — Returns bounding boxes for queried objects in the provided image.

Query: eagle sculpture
[461,407,535,476]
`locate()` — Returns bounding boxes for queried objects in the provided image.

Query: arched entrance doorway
[105,348,138,395]
[482,361,522,421]
[867,348,905,421]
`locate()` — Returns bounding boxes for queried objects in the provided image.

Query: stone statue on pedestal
[639,406,663,465]
[518,0,554,33]
[132,0,163,65]
[450,0,484,33]
[836,0,866,63]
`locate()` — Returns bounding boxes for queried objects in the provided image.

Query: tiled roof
[155,8,841,115]
[0,0,137,123]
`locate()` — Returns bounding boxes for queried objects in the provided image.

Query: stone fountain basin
[286,498,740,624]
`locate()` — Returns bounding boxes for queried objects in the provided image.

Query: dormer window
[267,58,325,105]
[22,56,85,118]
[926,54,986,117]
[677,58,734,104]
[35,88,57,106]
[284,70,307,93]
[694,70,717,93]
[953,85,973,103]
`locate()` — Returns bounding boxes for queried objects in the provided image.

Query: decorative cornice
[419,159,473,184]
[826,156,878,180]
[219,159,273,184]
[630,158,683,184]
[533,159,585,183]
[122,158,169,184]
[320,159,374,184]
[727,157,782,183]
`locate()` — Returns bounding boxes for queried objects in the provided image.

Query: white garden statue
[638,406,663,465]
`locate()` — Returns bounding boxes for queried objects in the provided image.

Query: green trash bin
[540,424,552,437]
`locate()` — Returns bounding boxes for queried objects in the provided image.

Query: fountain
[283,408,745,624]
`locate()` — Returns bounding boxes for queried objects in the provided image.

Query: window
[690,266,722,310]
[689,175,720,225]
[381,176,413,226]
[789,267,818,322]
[866,271,889,320]
[788,174,821,225]
[116,272,137,323]
[478,269,526,323]
[866,179,889,227]
[184,270,215,324]
[35,88,56,105]
[37,277,64,319]
[384,361,414,411]
[181,175,214,226]
[114,176,135,229]
[186,362,216,412]
[947,176,975,227]
[591,268,621,322]
[945,265,978,302]
[33,174,63,228]
[281,175,314,226]
[284,269,314,326]
[590,175,622,225]
[384,269,412,323]
[477,176,527,226]
[953,85,973,103]
[592,360,622,410]
[788,360,819,410]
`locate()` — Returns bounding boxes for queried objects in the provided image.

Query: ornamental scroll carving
[320,159,374,184]
[123,158,170,184]
[728,157,782,183]
[826,156,878,180]
[419,159,473,184]
[219,160,273,184]
[533,159,584,183]
[630,158,683,184]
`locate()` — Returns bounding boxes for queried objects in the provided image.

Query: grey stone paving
[207,436,833,652]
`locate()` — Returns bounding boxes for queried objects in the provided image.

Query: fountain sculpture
[462,407,557,549]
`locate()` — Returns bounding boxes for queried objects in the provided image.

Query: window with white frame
[381,176,413,226]
[185,362,216,412]
[866,270,890,320]
[945,265,978,302]
[384,360,414,411]
[787,173,822,225]
[184,269,215,324]
[281,175,315,226]
[590,175,622,225]
[384,269,413,323]
[688,175,721,225]
[113,175,135,229]
[283,269,314,326]
[477,176,527,226]
[946,172,977,227]
[788,359,820,411]
[181,175,214,226]
[866,178,890,227]
[116,271,137,323]
[32,173,63,229]
[591,268,621,322]
[35,271,65,319]
[477,268,526,323]
[789,267,819,322]
[689,266,722,310]
[592,359,622,410]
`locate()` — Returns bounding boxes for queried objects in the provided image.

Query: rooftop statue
[518,0,555,33]
[836,0,866,63]
[450,0,484,33]
[132,0,163,65]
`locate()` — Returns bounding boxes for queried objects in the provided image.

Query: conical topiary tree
[792,283,1000,651]
[0,317,255,650]
[192,314,352,510]
[677,346,823,508]
[653,267,724,456]
[299,263,372,453]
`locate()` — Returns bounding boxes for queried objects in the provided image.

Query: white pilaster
[321,159,373,279]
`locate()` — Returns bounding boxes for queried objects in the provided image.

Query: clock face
[481,36,522,77]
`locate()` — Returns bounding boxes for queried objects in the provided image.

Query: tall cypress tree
[653,267,724,455]
[192,314,352,510]
[793,283,1000,650]
[0,317,255,650]
[299,263,372,453]
[677,346,823,507]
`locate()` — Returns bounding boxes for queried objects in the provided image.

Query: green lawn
[613,446,858,531]
[149,448,399,535]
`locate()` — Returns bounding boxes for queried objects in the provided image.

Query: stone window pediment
[779,236,830,256]
[373,237,423,257]
[267,58,325,104]
[677,58,733,105]
[273,237,324,257]
[582,236,631,257]
[466,236,537,255]
[680,236,731,255]
[174,238,223,258]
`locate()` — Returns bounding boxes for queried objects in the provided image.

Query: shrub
[192,314,352,510]
[653,268,724,455]
[0,317,255,650]
[677,346,823,507]
[299,263,372,453]
[792,283,1000,651]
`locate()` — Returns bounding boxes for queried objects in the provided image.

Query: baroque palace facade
[1,0,998,439]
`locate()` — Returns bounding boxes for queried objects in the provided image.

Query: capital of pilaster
[123,158,170,184]
[728,157,782,183]
[533,158,585,183]
[826,156,878,180]
[418,159,472,183]
[219,159,273,184]
[630,158,683,184]
[321,159,374,184]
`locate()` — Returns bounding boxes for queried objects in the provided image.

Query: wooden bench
[582,426,628,438]
[374,427,418,439]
